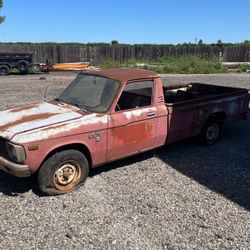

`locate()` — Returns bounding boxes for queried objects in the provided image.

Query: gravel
[0,72,249,249]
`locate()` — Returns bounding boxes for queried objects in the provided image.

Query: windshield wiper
[66,101,89,113]
[55,98,88,112]
[78,106,89,113]
[54,98,65,105]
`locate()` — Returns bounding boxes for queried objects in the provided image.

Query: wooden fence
[0,44,249,64]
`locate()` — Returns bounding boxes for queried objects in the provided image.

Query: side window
[116,80,153,111]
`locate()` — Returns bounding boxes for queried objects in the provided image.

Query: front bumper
[0,155,31,177]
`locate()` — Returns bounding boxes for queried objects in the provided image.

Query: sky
[0,0,249,44]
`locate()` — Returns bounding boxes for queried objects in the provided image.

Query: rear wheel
[38,150,89,195]
[0,65,10,76]
[17,60,28,74]
[198,118,222,145]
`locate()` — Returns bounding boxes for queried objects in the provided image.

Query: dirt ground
[0,72,249,249]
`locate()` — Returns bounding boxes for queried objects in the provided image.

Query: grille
[0,137,8,156]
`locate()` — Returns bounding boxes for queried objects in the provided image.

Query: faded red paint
[0,68,249,177]
[108,108,157,160]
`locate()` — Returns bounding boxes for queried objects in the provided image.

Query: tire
[0,65,10,76]
[38,150,89,196]
[198,118,222,145]
[17,60,28,74]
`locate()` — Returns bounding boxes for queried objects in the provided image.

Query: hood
[0,102,83,140]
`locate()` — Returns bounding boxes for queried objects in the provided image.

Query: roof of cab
[80,68,159,83]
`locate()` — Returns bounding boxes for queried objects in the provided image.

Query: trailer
[0,53,33,75]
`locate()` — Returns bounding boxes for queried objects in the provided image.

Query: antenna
[44,84,50,102]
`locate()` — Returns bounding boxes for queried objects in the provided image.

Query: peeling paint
[123,107,154,119]
[12,114,108,143]
[0,102,82,139]
[9,104,40,113]
[0,113,57,131]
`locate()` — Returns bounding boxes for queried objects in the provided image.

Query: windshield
[57,74,120,113]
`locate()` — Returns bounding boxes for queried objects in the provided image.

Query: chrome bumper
[0,155,31,177]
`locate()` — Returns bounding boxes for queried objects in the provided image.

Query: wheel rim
[20,64,26,71]
[0,68,7,75]
[206,123,219,143]
[53,160,82,191]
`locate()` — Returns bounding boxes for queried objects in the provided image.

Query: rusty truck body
[0,69,249,195]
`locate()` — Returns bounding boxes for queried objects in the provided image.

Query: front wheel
[38,150,89,195]
[198,118,222,145]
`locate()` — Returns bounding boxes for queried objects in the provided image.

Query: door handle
[147,111,156,117]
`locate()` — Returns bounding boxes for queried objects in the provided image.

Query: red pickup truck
[0,69,249,195]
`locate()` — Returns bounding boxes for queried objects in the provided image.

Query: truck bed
[164,83,248,105]
[163,82,249,144]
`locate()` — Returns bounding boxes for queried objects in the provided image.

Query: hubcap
[53,161,81,191]
[206,123,219,142]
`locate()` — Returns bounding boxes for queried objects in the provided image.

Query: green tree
[0,0,5,24]
[217,39,223,45]
[198,39,203,45]
[111,40,119,45]
[217,39,224,48]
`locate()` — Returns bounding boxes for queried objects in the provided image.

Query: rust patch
[40,122,69,133]
[28,144,39,151]
[0,112,57,131]
[82,68,159,83]
[111,122,151,144]
[9,104,39,113]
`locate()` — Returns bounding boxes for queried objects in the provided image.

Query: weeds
[100,59,120,69]
[9,66,42,74]
[100,56,228,74]
[237,64,250,73]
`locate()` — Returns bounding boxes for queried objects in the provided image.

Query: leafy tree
[217,39,223,45]
[111,40,119,45]
[216,39,224,48]
[0,0,5,24]
[198,39,203,45]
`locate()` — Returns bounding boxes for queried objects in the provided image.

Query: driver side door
[107,80,158,161]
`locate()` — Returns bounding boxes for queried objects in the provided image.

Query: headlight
[6,142,26,163]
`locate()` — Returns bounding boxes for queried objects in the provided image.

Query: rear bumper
[0,156,31,177]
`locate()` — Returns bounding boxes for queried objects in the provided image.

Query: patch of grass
[99,56,228,74]
[100,59,120,69]
[150,56,228,74]
[237,64,250,73]
[123,58,140,67]
[28,67,42,74]
[9,66,42,74]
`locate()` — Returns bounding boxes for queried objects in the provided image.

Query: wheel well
[41,143,92,169]
[209,112,227,123]
[0,64,10,68]
[17,60,28,65]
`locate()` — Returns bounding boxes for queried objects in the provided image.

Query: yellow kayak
[52,62,90,71]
